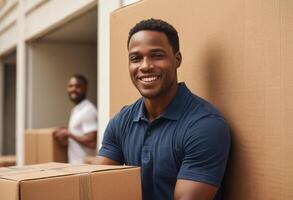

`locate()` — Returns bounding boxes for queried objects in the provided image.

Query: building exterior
[0,0,140,165]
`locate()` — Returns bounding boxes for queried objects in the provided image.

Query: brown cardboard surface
[0,163,141,200]
[20,162,70,170]
[24,131,36,164]
[0,179,18,200]
[91,168,141,200]
[110,0,293,199]
[25,128,67,164]
[0,155,16,167]
[0,163,69,177]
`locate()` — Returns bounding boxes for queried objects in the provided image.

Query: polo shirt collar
[160,82,191,121]
[133,98,147,122]
[133,82,192,122]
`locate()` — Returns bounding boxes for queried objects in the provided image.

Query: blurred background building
[0,0,140,165]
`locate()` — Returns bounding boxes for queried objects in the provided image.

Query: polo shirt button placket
[142,128,152,164]
[146,131,151,137]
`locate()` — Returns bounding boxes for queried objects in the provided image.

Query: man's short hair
[71,74,88,86]
[127,18,180,53]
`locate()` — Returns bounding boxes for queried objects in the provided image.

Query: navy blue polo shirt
[99,83,230,200]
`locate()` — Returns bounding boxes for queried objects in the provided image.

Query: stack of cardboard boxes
[25,128,67,164]
[0,162,141,200]
[24,128,101,165]
[0,128,142,199]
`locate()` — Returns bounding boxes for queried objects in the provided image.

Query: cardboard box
[110,0,293,199]
[0,162,141,200]
[25,128,67,164]
[0,155,16,167]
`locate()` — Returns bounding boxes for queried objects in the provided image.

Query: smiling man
[54,74,97,164]
[97,19,230,200]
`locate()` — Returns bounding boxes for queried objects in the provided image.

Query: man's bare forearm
[68,131,97,149]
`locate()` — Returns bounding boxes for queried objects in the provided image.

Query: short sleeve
[177,116,230,186]
[81,105,98,133]
[98,115,125,164]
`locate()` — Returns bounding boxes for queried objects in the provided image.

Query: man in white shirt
[54,74,98,164]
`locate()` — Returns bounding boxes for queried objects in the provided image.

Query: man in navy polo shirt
[97,18,230,200]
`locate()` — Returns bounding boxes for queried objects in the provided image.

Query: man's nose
[140,57,153,71]
[68,86,76,92]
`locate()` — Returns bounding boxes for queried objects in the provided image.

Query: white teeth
[141,76,158,82]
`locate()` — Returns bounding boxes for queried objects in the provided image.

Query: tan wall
[27,42,97,129]
[110,0,293,199]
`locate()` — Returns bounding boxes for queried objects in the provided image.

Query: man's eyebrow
[149,48,165,53]
[128,48,166,56]
[129,51,139,55]
[128,52,139,57]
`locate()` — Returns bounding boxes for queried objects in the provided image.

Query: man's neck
[144,84,178,122]
[74,97,86,106]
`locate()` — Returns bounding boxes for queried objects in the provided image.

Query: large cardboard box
[0,155,16,167]
[0,162,141,200]
[110,0,293,199]
[25,128,67,164]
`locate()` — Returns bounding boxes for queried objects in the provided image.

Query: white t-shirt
[68,99,97,164]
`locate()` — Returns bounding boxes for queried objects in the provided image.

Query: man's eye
[129,56,140,62]
[152,53,163,59]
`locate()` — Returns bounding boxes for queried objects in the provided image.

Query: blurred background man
[54,74,97,164]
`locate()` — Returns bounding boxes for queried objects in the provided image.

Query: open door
[0,52,16,155]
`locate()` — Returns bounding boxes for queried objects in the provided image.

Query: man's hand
[53,127,69,146]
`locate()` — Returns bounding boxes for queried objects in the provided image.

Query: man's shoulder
[176,83,224,120]
[72,99,97,119]
[173,95,229,140]
[181,95,230,140]
[81,99,97,110]
[114,98,143,118]
[189,94,225,120]
[106,98,143,132]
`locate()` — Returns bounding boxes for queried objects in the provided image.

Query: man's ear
[175,51,182,68]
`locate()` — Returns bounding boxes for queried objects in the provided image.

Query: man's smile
[137,74,161,84]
